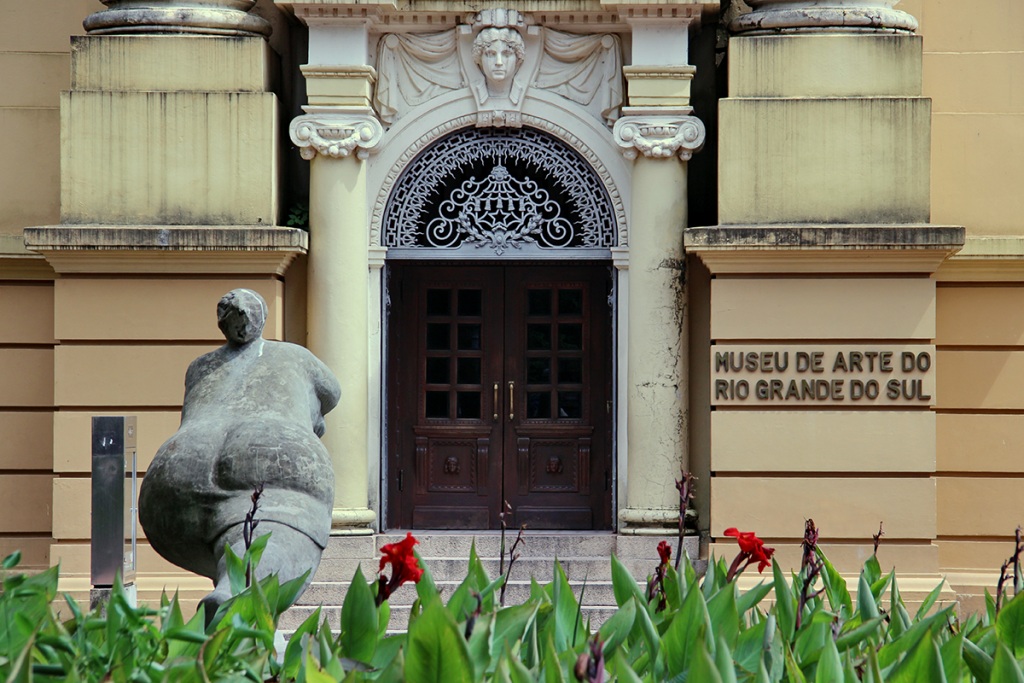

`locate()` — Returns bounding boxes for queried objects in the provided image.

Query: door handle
[494,382,499,422]
[508,381,515,421]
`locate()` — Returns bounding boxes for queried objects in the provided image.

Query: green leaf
[782,640,808,683]
[691,638,725,683]
[375,646,406,683]
[772,559,796,643]
[992,641,1024,683]
[632,595,660,663]
[340,565,378,664]
[857,573,880,621]
[963,635,994,683]
[467,613,496,680]
[716,636,739,683]
[224,542,247,595]
[406,597,474,683]
[414,549,439,605]
[814,551,852,620]
[611,553,645,608]
[598,592,636,659]
[734,619,767,674]
[863,554,882,587]
[663,584,708,678]
[200,627,231,674]
[738,581,773,617]
[494,602,540,662]
[814,631,842,683]
[915,580,946,621]
[755,655,772,683]
[543,633,566,683]
[613,648,643,683]
[707,583,740,650]
[997,591,1024,659]
[664,565,683,612]
[886,631,947,683]
[940,632,964,683]
[277,570,311,616]
[834,617,884,653]
[2,551,21,570]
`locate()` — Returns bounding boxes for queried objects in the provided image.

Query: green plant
[286,202,309,231]
[3,520,1024,682]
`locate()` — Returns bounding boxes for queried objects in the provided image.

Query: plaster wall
[0,0,102,236]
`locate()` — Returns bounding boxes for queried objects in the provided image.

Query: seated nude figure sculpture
[139,289,341,620]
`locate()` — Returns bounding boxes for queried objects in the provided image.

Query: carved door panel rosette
[289,114,385,161]
[612,115,706,161]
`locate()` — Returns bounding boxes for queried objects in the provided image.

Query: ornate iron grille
[382,126,617,255]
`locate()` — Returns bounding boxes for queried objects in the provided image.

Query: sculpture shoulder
[184,346,228,387]
[264,341,341,404]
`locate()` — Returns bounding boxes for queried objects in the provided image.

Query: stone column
[83,0,270,37]
[290,112,383,535]
[732,1,917,35]
[613,116,705,534]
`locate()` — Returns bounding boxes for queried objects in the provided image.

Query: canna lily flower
[723,528,775,581]
[657,541,672,567]
[377,532,424,605]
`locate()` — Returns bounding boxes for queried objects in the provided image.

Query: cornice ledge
[289,112,384,161]
[23,225,308,275]
[685,224,966,275]
[613,114,706,160]
[936,236,1024,282]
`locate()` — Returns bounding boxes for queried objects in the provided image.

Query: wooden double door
[387,264,613,530]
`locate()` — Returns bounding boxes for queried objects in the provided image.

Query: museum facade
[1,0,1022,614]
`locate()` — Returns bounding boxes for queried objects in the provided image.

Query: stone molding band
[289,114,385,161]
[84,2,271,37]
[731,2,918,35]
[612,115,706,161]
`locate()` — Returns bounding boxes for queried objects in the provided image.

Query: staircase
[279,531,703,634]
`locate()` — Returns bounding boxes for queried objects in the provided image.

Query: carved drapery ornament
[612,116,707,161]
[372,16,623,129]
[289,114,384,161]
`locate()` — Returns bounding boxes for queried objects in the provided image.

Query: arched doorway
[382,126,618,530]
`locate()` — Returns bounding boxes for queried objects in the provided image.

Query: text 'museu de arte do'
[711,347,934,403]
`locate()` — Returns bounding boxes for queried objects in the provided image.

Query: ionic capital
[289,113,384,161]
[612,115,706,161]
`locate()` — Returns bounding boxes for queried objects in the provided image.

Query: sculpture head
[217,289,267,346]
[472,27,525,87]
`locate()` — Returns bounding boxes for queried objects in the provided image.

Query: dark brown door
[387,264,612,530]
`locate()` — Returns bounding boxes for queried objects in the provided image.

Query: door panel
[387,264,612,530]
[504,267,611,529]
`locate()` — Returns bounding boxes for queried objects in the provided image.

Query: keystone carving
[289,114,384,161]
[612,115,706,161]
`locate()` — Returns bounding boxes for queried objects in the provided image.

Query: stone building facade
[0,0,1021,614]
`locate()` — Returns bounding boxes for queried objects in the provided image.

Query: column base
[330,508,376,536]
[618,508,697,535]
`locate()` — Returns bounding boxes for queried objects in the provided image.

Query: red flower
[377,532,423,604]
[723,528,775,580]
[657,541,672,567]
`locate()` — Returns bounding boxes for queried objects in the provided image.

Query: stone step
[279,603,621,634]
[280,532,702,637]
[312,555,676,583]
[295,578,618,608]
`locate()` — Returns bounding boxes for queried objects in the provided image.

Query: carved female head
[217,289,267,346]
[472,27,526,86]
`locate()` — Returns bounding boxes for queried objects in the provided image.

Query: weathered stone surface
[138,288,340,619]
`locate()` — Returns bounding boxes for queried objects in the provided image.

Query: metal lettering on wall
[710,345,936,406]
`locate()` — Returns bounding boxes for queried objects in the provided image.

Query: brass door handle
[508,381,515,421]
[493,382,499,422]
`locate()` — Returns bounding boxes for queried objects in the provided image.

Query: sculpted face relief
[472,27,525,92]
